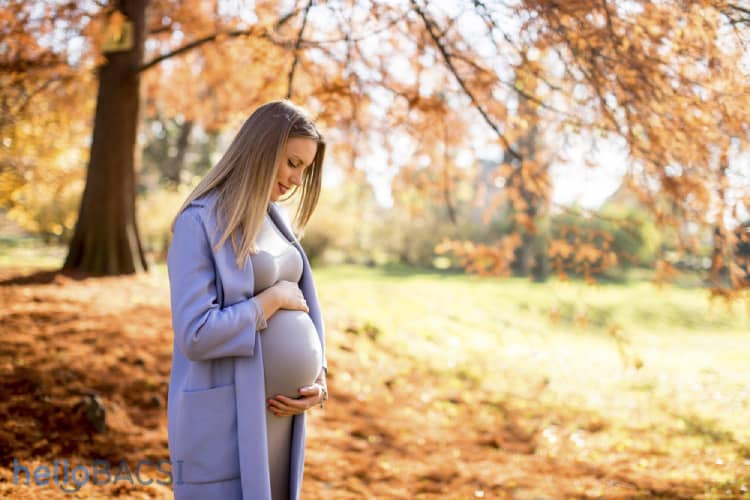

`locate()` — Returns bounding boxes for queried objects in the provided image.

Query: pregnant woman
[166,100,328,500]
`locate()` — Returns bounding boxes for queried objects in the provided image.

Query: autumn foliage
[0,0,748,293]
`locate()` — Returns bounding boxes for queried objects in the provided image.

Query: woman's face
[271,137,317,202]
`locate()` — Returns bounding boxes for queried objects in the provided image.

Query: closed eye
[289,158,312,171]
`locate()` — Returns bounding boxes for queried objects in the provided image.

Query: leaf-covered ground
[0,264,748,499]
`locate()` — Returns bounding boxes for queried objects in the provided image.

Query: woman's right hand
[273,280,309,313]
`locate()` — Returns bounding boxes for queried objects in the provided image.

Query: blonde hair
[171,99,326,269]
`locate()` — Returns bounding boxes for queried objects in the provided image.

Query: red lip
[278,183,289,194]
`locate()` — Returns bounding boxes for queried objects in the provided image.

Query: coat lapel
[267,202,296,245]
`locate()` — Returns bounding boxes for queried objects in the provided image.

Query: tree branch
[409,0,522,161]
[138,27,264,73]
[298,12,406,45]
[727,2,750,17]
[287,0,314,100]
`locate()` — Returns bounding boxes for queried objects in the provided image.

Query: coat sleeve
[167,207,261,362]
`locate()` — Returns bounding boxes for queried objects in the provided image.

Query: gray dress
[250,210,323,500]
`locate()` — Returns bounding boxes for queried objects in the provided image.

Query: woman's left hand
[267,370,327,417]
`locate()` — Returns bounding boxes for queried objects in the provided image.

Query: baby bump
[261,310,323,399]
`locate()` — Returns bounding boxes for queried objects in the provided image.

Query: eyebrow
[290,155,313,169]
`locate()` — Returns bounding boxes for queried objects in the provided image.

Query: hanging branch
[138,28,263,73]
[409,0,521,161]
[287,0,315,99]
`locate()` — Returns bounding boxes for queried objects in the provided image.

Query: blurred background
[1,0,749,498]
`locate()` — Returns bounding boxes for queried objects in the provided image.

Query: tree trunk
[515,193,538,277]
[64,0,147,276]
[709,162,729,286]
[532,227,550,282]
[164,119,193,186]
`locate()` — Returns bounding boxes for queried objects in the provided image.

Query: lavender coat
[166,190,328,499]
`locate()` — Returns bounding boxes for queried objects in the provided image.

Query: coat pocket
[172,383,240,483]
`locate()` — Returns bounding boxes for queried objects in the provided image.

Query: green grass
[314,264,750,457]
[0,236,67,269]
[316,263,749,336]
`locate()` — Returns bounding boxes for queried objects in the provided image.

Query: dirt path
[0,268,745,498]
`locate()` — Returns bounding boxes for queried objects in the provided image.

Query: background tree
[63,1,148,274]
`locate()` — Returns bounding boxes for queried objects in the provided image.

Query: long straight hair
[171,100,326,269]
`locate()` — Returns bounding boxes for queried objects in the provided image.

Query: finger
[297,385,321,397]
[269,401,302,416]
[269,400,303,415]
[268,402,296,416]
[267,398,291,414]
[268,399,295,411]
[275,394,309,407]
[274,396,315,413]
[269,394,303,404]
[276,407,297,417]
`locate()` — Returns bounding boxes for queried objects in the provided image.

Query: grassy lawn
[315,264,750,493]
[0,237,67,270]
